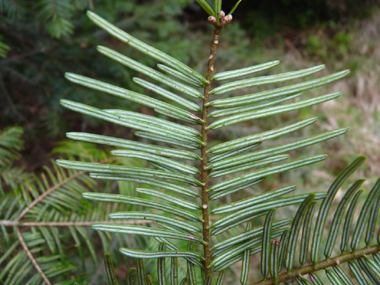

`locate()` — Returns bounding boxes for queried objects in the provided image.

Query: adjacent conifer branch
[16,227,52,285]
[15,157,117,222]
[252,245,380,285]
[15,171,85,221]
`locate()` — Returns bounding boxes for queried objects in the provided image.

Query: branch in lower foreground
[252,245,380,285]
[16,227,52,285]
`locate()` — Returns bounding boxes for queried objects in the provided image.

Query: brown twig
[201,11,234,276]
[88,0,94,9]
[252,245,380,284]
[16,227,52,285]
[201,23,223,277]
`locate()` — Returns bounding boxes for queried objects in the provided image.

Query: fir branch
[18,5,375,284]
[252,245,380,285]
[15,170,84,221]
[16,227,52,285]
[15,157,117,222]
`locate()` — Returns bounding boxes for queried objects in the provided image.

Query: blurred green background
[1,0,380,284]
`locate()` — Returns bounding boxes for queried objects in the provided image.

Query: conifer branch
[16,227,52,285]
[15,171,84,221]
[252,245,380,285]
[15,157,117,222]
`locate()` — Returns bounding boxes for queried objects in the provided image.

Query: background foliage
[1,0,380,284]
[1,0,380,176]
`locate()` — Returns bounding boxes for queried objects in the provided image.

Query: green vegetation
[1,0,380,284]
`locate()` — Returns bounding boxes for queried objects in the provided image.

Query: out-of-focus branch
[16,227,51,285]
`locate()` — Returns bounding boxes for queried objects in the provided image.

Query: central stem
[201,24,223,276]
